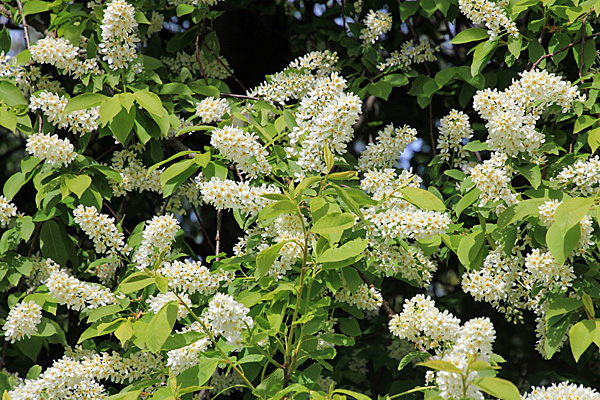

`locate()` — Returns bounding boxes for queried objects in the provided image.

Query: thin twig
[94,144,121,162]
[195,22,209,85]
[191,203,216,253]
[353,266,395,319]
[531,32,600,70]
[580,15,589,79]
[215,209,222,258]
[15,0,31,48]
[104,202,131,234]
[220,93,259,101]
[0,341,8,370]
[429,103,436,157]
[202,40,248,93]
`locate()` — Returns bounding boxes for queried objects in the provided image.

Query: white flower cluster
[470,152,516,208]
[436,110,473,166]
[204,293,253,350]
[73,205,128,258]
[359,10,392,46]
[436,318,496,400]
[525,249,575,291]
[334,281,383,311]
[46,268,117,310]
[146,11,164,39]
[26,133,77,167]
[29,37,100,78]
[462,246,527,321]
[157,259,233,295]
[209,370,246,396]
[523,382,600,400]
[360,168,420,198]
[163,115,195,139]
[147,292,192,320]
[109,145,163,196]
[133,213,179,269]
[554,156,600,196]
[458,0,518,39]
[29,91,100,135]
[162,51,232,79]
[0,195,17,228]
[366,240,437,286]
[237,213,305,279]
[8,348,163,400]
[198,177,280,215]
[164,176,203,215]
[363,205,451,241]
[473,70,583,157]
[195,97,230,124]
[287,73,361,173]
[389,294,460,350]
[377,39,438,71]
[167,0,225,6]
[166,322,211,374]
[538,200,594,256]
[357,124,417,171]
[99,0,139,70]
[3,301,43,343]
[249,50,338,104]
[211,125,271,178]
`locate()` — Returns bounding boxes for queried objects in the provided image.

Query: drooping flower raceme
[3,301,43,343]
[26,133,77,167]
[473,70,583,157]
[523,382,600,400]
[133,214,180,269]
[211,125,271,178]
[46,268,117,311]
[109,145,164,196]
[359,10,392,46]
[377,39,438,71]
[458,0,519,39]
[436,110,473,166]
[29,91,100,135]
[554,155,600,196]
[147,292,192,320]
[166,322,211,374]
[99,0,139,70]
[198,177,280,215]
[29,37,100,78]
[334,281,383,311]
[204,293,253,350]
[195,97,231,124]
[470,152,516,208]
[157,259,234,295]
[525,249,575,291]
[538,200,594,257]
[357,124,417,171]
[73,205,128,258]
[0,195,17,228]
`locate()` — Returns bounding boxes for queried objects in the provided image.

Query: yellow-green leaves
[546,197,594,264]
[145,301,178,352]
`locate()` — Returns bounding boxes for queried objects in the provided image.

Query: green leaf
[398,351,430,371]
[333,389,371,400]
[588,126,600,153]
[457,230,485,270]
[311,213,355,235]
[507,35,522,58]
[416,360,462,374]
[64,93,107,114]
[451,28,489,44]
[105,389,143,400]
[546,197,594,264]
[497,198,545,228]
[110,106,136,145]
[40,220,74,267]
[367,81,393,100]
[0,106,17,133]
[0,26,11,54]
[0,81,27,106]
[117,271,156,294]
[259,200,298,221]
[15,215,34,241]
[114,320,135,345]
[454,188,481,217]
[463,140,490,151]
[324,145,334,173]
[256,241,288,277]
[145,301,178,352]
[400,187,445,211]
[160,159,199,197]
[471,40,498,77]
[382,73,409,87]
[319,239,367,264]
[516,164,541,189]
[574,115,598,134]
[134,91,164,116]
[569,320,596,362]
[23,0,50,16]
[339,318,361,336]
[65,175,92,199]
[99,97,122,127]
[472,377,522,400]
[399,0,419,21]
[546,297,582,320]
[177,359,219,391]
[548,33,570,65]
